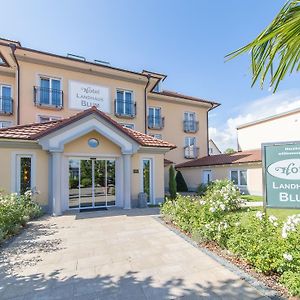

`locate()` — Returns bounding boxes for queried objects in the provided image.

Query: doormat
[79,207,108,213]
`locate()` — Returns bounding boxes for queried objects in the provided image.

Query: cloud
[209,89,300,152]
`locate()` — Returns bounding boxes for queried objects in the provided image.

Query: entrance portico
[0,107,175,215]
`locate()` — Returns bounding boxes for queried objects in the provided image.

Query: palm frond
[226,0,300,92]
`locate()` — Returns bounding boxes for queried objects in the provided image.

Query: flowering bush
[0,191,42,242]
[161,180,300,296]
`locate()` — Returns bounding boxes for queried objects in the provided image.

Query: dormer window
[0,53,9,67]
[153,80,161,93]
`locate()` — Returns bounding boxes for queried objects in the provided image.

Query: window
[0,121,12,128]
[18,156,32,194]
[153,81,161,92]
[185,137,196,147]
[115,89,135,117]
[120,123,135,129]
[38,115,61,123]
[184,112,198,132]
[230,170,247,186]
[0,53,8,67]
[150,134,162,140]
[148,107,163,129]
[37,76,62,106]
[0,85,12,114]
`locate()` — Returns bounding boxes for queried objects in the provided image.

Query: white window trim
[36,73,63,106]
[148,106,162,126]
[139,156,155,205]
[11,152,36,194]
[37,114,61,123]
[0,84,12,110]
[229,169,247,187]
[150,133,162,140]
[0,120,13,128]
[116,89,134,115]
[185,136,196,147]
[119,123,135,129]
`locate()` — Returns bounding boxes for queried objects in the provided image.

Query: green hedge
[0,191,43,242]
[161,179,300,297]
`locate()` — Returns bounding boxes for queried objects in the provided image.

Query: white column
[51,151,62,216]
[123,153,132,209]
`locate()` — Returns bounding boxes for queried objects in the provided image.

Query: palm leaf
[226,0,300,92]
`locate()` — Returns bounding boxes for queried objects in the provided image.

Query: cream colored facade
[0,38,218,166]
[0,109,169,214]
[179,163,263,196]
[237,108,300,151]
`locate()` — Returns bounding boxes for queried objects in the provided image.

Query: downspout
[207,103,214,156]
[9,44,20,125]
[144,74,151,134]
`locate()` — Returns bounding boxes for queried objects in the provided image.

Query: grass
[241,195,263,202]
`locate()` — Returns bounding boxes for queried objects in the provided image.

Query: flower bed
[161,179,300,297]
[0,191,43,243]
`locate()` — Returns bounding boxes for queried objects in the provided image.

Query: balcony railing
[184,146,199,159]
[34,86,63,109]
[114,99,136,118]
[183,120,199,133]
[0,97,13,115]
[148,116,165,130]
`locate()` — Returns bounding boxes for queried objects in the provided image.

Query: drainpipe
[207,103,214,156]
[9,44,20,125]
[144,74,151,134]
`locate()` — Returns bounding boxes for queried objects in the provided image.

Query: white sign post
[69,80,110,113]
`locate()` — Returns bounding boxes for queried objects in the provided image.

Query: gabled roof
[0,107,176,149]
[176,149,261,168]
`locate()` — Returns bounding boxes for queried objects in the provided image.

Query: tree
[227,0,300,92]
[168,165,177,199]
[225,148,235,154]
[176,170,188,192]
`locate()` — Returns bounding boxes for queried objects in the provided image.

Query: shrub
[81,178,92,187]
[0,191,42,243]
[168,165,177,199]
[175,171,188,192]
[196,183,208,196]
[280,271,300,296]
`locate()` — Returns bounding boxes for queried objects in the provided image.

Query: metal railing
[0,97,13,115]
[183,120,199,133]
[34,86,63,109]
[148,116,165,130]
[184,146,199,159]
[114,99,136,118]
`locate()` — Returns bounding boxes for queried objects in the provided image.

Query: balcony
[0,97,13,115]
[148,116,165,130]
[114,99,136,118]
[183,120,199,133]
[184,146,199,159]
[34,86,63,109]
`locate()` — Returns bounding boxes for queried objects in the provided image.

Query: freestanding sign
[262,142,300,209]
[69,80,110,113]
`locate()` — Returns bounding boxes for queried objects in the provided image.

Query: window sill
[35,103,63,111]
[0,111,13,116]
[115,113,136,119]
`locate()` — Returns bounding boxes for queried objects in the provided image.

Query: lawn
[241,195,263,202]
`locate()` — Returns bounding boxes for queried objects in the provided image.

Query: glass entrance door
[68,158,116,209]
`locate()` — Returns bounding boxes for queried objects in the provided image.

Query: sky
[0,0,299,151]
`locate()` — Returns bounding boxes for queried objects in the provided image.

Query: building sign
[69,80,110,112]
[263,142,300,208]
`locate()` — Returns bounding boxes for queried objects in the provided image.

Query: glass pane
[20,157,31,194]
[80,160,93,208]
[51,79,61,106]
[230,171,239,185]
[240,170,247,186]
[106,160,116,206]
[40,78,50,104]
[69,159,80,208]
[2,86,11,112]
[116,91,124,114]
[94,160,106,207]
[143,159,151,202]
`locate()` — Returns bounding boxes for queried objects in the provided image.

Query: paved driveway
[0,208,270,299]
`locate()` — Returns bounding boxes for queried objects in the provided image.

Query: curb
[153,215,284,300]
